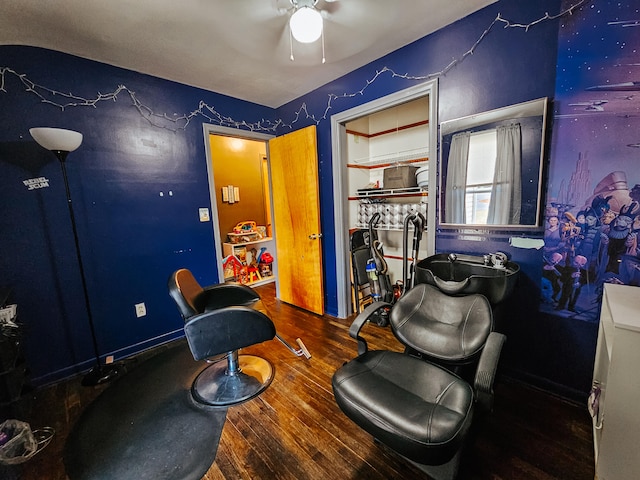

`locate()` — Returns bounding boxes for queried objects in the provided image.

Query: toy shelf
[222,237,276,287]
[223,237,274,261]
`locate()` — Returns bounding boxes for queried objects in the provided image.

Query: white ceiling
[1,0,495,108]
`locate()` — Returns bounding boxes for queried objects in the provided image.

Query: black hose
[368,212,388,274]
[402,212,426,291]
[402,214,412,290]
[372,240,388,274]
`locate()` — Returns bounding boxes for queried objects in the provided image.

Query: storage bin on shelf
[383,165,418,189]
[227,220,266,244]
[227,232,261,244]
[416,165,429,187]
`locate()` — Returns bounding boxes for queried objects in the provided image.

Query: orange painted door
[269,125,324,315]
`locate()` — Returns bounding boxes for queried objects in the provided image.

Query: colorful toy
[247,265,262,283]
[258,251,274,277]
[222,255,244,281]
[233,221,257,234]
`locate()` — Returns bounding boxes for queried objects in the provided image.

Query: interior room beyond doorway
[208,134,276,288]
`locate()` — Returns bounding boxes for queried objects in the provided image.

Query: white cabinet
[591,283,640,480]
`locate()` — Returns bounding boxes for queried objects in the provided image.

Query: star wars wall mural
[544,0,640,321]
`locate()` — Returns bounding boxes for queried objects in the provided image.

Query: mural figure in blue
[544,0,640,321]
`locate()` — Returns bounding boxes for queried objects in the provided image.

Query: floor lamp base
[82,363,121,387]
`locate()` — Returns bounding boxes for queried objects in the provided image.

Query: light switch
[199,208,210,222]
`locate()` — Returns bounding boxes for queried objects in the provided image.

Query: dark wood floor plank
[248,363,408,479]
[13,281,594,480]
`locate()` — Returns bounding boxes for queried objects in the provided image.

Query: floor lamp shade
[29,127,83,154]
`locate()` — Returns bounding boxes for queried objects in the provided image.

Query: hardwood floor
[12,282,594,479]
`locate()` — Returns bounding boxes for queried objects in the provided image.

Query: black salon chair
[169,268,310,407]
[332,283,505,480]
[168,268,275,406]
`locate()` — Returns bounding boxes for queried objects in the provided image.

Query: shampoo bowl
[415,253,520,305]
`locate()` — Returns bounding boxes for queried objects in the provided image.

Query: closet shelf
[349,186,427,200]
[223,237,273,248]
[347,157,428,169]
[347,119,429,139]
[347,148,429,169]
[354,223,428,232]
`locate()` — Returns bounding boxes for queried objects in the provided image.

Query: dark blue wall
[1,0,596,400]
[0,47,275,384]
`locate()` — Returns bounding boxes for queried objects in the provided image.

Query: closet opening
[330,80,438,318]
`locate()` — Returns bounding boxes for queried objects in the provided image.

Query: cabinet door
[595,284,640,480]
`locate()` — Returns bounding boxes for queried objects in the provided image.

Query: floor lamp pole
[56,153,120,386]
[30,127,121,387]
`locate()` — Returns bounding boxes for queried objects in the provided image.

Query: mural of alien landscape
[543,0,640,321]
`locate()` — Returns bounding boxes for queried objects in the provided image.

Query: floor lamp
[30,127,120,386]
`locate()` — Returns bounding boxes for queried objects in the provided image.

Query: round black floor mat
[64,341,227,480]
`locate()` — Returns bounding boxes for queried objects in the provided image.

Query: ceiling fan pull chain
[290,28,295,61]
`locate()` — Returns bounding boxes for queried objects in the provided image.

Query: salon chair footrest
[192,354,274,407]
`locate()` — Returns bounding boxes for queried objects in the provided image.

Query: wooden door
[269,125,324,315]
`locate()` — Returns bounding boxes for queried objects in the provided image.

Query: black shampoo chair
[332,283,505,480]
[169,269,309,407]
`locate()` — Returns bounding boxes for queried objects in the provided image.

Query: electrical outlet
[135,302,146,318]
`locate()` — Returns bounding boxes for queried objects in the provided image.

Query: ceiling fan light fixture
[290,5,323,43]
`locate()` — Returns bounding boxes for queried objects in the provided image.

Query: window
[465,129,497,224]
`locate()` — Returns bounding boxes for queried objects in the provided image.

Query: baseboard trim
[31,329,185,387]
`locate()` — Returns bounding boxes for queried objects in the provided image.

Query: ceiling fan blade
[319,0,341,14]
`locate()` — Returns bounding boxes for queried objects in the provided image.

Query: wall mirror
[439,97,548,229]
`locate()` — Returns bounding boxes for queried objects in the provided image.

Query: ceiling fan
[227,0,384,67]
[285,0,340,62]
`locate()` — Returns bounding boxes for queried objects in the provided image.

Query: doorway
[331,80,439,318]
[202,124,276,290]
[202,124,324,315]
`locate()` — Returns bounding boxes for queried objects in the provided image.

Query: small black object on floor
[64,340,227,480]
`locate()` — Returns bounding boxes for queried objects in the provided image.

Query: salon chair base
[192,354,274,407]
[407,444,465,480]
[374,438,466,480]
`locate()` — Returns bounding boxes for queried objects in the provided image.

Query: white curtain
[487,124,521,225]
[445,132,470,223]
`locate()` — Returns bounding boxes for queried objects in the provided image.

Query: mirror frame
[438,97,549,229]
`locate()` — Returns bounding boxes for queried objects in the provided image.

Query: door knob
[308,233,323,240]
